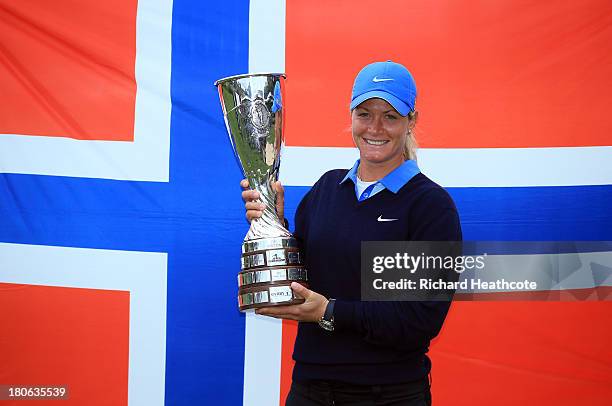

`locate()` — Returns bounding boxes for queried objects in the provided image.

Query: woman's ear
[408,110,419,129]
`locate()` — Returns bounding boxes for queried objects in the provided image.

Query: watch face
[318,319,334,332]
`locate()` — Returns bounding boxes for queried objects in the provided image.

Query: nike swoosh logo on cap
[372,76,394,82]
[377,215,398,222]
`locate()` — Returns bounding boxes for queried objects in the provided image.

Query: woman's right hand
[241,179,285,224]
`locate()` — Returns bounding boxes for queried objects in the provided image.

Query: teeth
[365,139,388,145]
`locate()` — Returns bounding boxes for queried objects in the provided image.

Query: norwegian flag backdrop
[1,1,611,405]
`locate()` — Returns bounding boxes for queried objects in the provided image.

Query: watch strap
[323,298,335,321]
[318,298,336,332]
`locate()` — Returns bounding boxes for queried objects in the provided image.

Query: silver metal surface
[238,285,297,307]
[269,285,294,303]
[241,253,266,270]
[216,72,309,311]
[238,269,271,286]
[241,249,302,270]
[238,267,308,287]
[287,268,307,281]
[216,73,289,241]
[287,251,300,264]
[242,236,298,254]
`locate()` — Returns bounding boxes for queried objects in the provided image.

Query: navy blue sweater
[292,169,462,385]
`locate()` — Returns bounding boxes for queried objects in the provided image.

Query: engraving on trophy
[250,100,270,130]
[269,286,293,303]
[287,251,300,265]
[288,268,304,281]
[271,268,288,282]
[267,249,287,266]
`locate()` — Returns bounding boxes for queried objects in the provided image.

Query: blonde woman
[242,61,461,405]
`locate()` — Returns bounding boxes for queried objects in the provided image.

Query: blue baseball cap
[350,61,417,116]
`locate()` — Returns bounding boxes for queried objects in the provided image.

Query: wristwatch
[318,298,336,332]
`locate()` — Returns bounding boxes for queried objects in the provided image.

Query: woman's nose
[368,116,384,133]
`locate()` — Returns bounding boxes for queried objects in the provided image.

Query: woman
[241,61,462,405]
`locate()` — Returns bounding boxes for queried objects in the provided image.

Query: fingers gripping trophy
[215,73,308,311]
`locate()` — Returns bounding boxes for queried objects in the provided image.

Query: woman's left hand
[255,282,328,322]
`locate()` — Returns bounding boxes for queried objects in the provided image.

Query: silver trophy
[215,73,308,311]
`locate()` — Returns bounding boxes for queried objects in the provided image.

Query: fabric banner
[1,0,611,405]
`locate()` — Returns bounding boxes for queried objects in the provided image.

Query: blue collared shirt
[340,159,421,200]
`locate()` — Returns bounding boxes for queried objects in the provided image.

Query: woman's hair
[403,110,418,161]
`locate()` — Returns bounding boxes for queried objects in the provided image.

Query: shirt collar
[340,159,420,193]
[340,160,360,185]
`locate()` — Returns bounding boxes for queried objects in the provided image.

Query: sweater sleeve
[333,189,462,351]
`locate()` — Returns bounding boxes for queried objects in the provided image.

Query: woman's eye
[385,114,397,120]
[358,112,369,117]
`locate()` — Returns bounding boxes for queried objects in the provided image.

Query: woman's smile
[363,138,389,146]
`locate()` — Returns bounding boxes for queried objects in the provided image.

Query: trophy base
[239,236,309,312]
[238,282,307,311]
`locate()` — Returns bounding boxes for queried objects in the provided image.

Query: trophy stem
[245,178,290,240]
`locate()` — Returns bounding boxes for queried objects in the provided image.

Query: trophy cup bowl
[215,73,308,311]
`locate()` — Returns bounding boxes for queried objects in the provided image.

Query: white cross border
[0,0,173,182]
[0,243,168,406]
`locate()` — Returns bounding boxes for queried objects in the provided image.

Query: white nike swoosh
[372,77,394,82]
[377,215,398,222]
